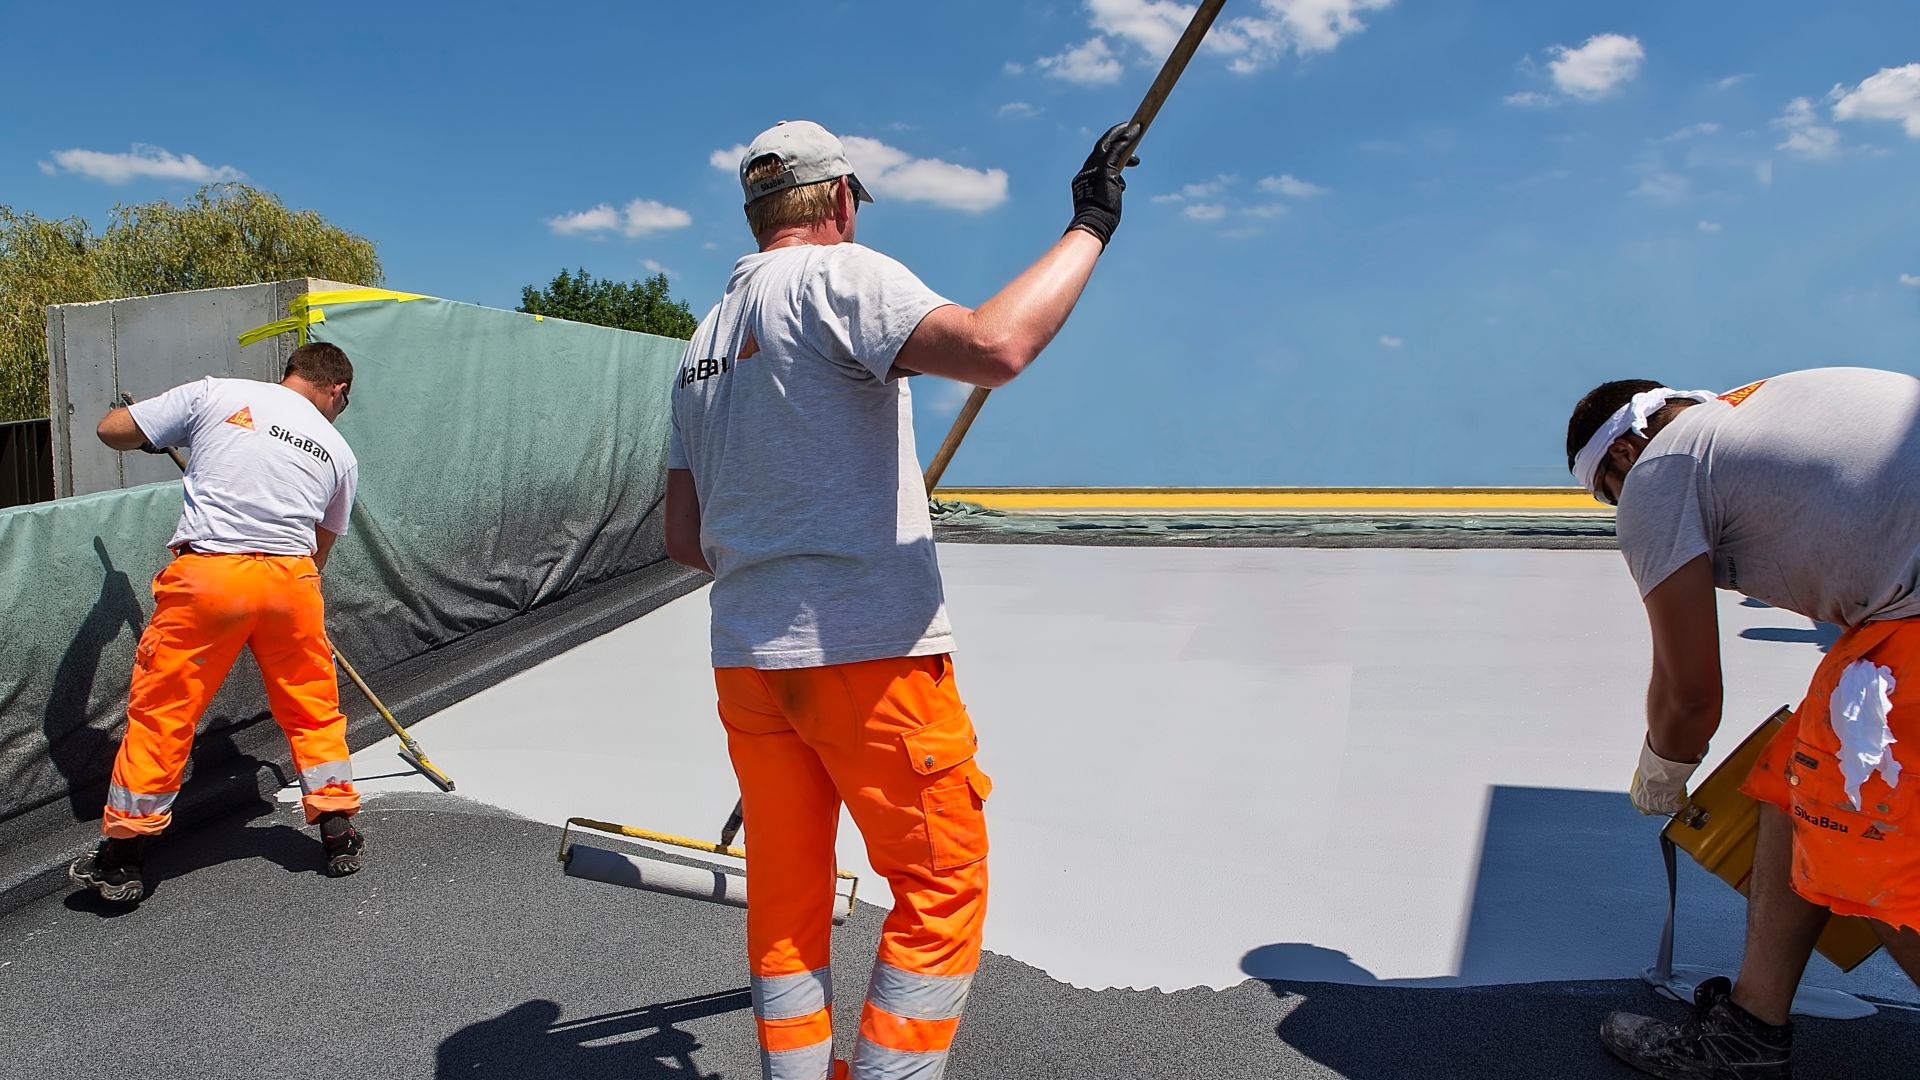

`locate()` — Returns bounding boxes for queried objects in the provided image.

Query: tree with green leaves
[0,183,382,422]
[517,268,699,340]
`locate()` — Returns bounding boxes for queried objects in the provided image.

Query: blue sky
[5,1,1918,486]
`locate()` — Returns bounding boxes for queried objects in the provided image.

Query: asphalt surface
[5,790,1916,1080]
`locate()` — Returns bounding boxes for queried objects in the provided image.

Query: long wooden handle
[921,0,1229,496]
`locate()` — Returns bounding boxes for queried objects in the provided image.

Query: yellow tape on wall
[237,288,430,348]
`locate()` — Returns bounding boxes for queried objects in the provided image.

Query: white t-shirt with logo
[668,242,956,670]
[129,377,358,556]
[1615,367,1920,628]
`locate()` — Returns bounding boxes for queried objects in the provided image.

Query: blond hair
[744,154,841,237]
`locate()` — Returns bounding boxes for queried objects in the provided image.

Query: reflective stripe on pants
[103,553,360,838]
[718,654,989,1080]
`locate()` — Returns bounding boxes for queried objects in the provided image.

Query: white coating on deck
[340,546,1918,1000]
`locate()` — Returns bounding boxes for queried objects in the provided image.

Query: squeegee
[122,392,456,792]
[921,0,1230,493]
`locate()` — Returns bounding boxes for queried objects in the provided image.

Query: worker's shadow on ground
[436,992,749,1079]
[1738,598,1842,651]
[61,727,316,916]
[43,537,146,819]
[1239,786,1705,1077]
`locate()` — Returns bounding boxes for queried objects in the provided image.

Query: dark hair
[285,342,353,388]
[1564,379,1664,471]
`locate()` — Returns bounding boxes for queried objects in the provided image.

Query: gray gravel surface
[4,792,1913,1079]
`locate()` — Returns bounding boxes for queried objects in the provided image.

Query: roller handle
[919,0,1228,496]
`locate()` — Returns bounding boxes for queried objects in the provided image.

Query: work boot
[1602,976,1792,1079]
[68,836,147,904]
[317,811,365,877]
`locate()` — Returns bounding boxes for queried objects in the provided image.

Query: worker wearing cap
[69,342,365,905]
[1564,368,1920,1079]
[664,119,1139,1079]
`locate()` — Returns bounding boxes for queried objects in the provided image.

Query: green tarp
[0,295,685,823]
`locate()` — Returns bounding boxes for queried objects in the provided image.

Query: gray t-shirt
[668,242,957,669]
[1616,367,1920,627]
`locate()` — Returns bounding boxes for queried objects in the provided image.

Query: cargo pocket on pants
[922,773,990,871]
[903,708,991,871]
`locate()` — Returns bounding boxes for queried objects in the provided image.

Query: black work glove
[1067,122,1141,248]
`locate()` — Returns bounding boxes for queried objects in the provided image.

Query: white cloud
[1181,203,1229,221]
[1378,335,1403,348]
[1714,73,1752,92]
[43,144,244,185]
[1503,91,1557,108]
[1155,175,1235,202]
[998,102,1040,119]
[1632,172,1690,204]
[1660,122,1722,142]
[1258,173,1328,196]
[1088,0,1193,56]
[1832,64,1920,138]
[641,259,673,276]
[1243,203,1291,219]
[1547,33,1644,100]
[709,135,1009,213]
[547,199,692,239]
[1003,60,1027,75]
[1901,273,1920,287]
[1697,220,1722,233]
[1038,36,1124,85]
[1774,96,1842,159]
[841,135,1009,212]
[1035,0,1392,82]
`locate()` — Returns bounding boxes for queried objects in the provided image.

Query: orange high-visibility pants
[716,654,990,1080]
[1743,617,1920,931]
[102,552,358,839]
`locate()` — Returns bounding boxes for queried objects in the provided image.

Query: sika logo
[1718,380,1767,407]
[1793,805,1849,833]
[1862,825,1888,841]
[224,407,255,430]
[677,356,732,389]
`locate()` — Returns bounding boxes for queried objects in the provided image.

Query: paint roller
[558,814,859,923]
[921,0,1230,494]
[123,391,457,792]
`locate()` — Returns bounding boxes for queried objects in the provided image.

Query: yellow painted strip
[935,487,1606,512]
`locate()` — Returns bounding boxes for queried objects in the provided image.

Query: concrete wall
[44,279,361,498]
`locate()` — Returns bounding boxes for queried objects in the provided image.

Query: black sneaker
[317,812,365,877]
[69,837,147,904]
[1602,976,1793,1079]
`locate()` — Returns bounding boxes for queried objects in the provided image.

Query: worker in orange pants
[71,342,363,905]
[667,118,1135,1078]
[718,656,989,1080]
[105,552,360,841]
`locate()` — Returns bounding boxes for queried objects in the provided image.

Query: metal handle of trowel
[919,0,1229,496]
[122,392,457,792]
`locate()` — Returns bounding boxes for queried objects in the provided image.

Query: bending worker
[1565,368,1920,1080]
[665,119,1138,1079]
[69,342,366,905]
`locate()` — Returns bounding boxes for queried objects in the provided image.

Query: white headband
[1572,387,1717,501]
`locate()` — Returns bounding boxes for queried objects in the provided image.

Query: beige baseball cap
[739,120,874,206]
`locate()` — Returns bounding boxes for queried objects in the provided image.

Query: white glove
[1630,737,1701,816]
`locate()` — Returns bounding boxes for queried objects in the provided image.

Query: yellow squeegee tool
[559,805,859,922]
